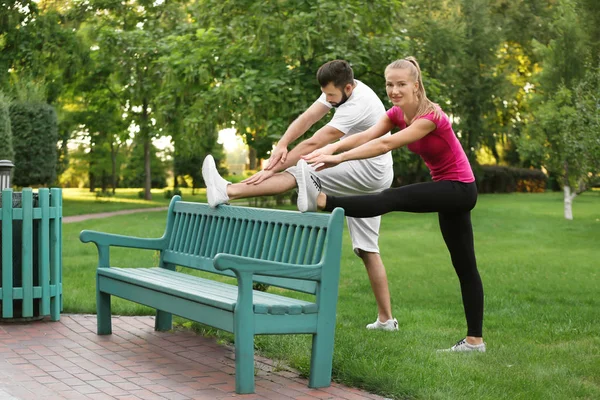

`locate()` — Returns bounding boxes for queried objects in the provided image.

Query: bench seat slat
[120,267,314,308]
[99,267,318,315]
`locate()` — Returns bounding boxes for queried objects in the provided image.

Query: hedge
[9,102,58,187]
[475,165,547,193]
[0,93,13,161]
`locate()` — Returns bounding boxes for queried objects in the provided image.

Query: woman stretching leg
[299,57,485,351]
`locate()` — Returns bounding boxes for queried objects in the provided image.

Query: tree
[519,0,598,219]
[121,142,167,189]
[159,0,406,169]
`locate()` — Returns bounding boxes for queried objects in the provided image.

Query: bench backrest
[160,197,344,295]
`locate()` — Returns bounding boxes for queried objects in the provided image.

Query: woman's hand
[302,143,337,164]
[307,154,343,171]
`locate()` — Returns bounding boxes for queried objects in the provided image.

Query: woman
[300,57,485,352]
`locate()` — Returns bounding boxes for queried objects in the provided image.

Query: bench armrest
[80,230,167,268]
[213,254,322,281]
[80,230,166,250]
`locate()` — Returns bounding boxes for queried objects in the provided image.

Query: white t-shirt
[317,80,393,169]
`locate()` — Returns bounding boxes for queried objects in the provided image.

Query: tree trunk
[89,172,95,192]
[101,171,108,193]
[144,138,151,200]
[563,186,576,220]
[141,98,152,201]
[248,147,257,170]
[89,148,95,192]
[563,161,575,220]
[110,142,118,195]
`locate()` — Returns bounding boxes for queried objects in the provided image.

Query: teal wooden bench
[79,196,344,394]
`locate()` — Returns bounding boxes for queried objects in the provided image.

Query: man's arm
[265,101,330,170]
[277,124,345,170]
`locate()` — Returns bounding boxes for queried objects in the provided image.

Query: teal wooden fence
[0,188,62,320]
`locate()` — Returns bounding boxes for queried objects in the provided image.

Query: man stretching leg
[202,60,397,331]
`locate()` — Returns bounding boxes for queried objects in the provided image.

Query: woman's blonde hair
[385,57,441,120]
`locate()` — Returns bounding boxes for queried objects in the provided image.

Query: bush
[0,93,13,161]
[10,102,58,187]
[164,188,182,199]
[475,165,547,193]
[95,190,115,201]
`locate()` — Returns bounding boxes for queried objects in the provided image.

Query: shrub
[475,165,547,193]
[164,188,182,199]
[0,93,13,161]
[10,102,58,187]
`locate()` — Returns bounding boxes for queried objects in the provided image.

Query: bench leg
[155,310,172,331]
[50,293,60,322]
[308,331,334,388]
[234,329,255,394]
[96,290,112,335]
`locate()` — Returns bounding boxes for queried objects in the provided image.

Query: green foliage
[173,135,226,190]
[157,0,407,161]
[9,101,58,186]
[2,0,598,197]
[0,92,13,161]
[532,0,589,95]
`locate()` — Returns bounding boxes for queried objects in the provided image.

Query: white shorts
[287,158,393,255]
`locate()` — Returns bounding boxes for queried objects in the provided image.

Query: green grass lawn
[63,191,600,400]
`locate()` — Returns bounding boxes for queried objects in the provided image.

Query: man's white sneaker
[202,155,231,208]
[294,159,321,213]
[439,338,486,353]
[366,318,399,331]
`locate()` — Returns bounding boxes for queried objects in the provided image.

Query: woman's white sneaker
[366,318,399,331]
[439,338,486,352]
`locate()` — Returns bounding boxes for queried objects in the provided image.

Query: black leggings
[324,180,483,337]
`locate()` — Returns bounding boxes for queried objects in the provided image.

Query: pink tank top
[386,106,475,183]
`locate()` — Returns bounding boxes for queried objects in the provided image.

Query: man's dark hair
[317,60,354,89]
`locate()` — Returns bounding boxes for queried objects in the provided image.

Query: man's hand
[264,144,288,170]
[241,169,276,185]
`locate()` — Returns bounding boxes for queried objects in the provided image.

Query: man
[202,60,397,331]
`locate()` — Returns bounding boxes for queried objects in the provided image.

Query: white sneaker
[294,159,321,212]
[202,155,231,208]
[439,338,486,353]
[366,318,399,331]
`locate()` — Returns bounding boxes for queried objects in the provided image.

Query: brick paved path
[0,315,388,400]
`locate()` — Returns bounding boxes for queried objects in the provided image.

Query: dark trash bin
[0,188,63,321]
[0,192,44,319]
